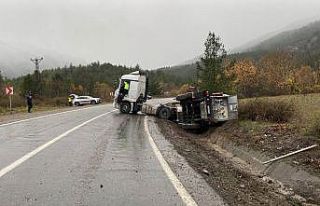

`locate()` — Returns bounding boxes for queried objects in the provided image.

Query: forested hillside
[234,20,320,67]
[3,61,190,102]
[10,62,135,100]
[157,63,197,83]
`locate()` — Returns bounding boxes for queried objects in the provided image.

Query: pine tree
[199,32,229,92]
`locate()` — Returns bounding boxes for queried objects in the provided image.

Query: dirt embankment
[157,119,320,206]
[222,121,320,175]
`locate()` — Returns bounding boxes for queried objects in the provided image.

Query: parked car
[68,94,79,106]
[72,96,101,106]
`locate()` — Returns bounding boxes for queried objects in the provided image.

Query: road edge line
[0,104,110,127]
[0,109,117,178]
[144,116,198,206]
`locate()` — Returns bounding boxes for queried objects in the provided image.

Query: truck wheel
[120,102,131,114]
[91,100,96,105]
[131,103,139,114]
[158,107,171,120]
[131,110,138,114]
[75,102,80,106]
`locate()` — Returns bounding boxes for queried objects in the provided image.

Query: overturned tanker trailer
[142,91,238,129]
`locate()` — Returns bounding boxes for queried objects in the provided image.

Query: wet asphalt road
[0,104,186,206]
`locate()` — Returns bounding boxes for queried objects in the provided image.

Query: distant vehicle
[73,96,101,106]
[68,94,79,106]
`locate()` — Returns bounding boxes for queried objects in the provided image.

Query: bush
[307,114,320,138]
[0,95,26,108]
[36,97,68,107]
[0,95,68,108]
[239,98,295,123]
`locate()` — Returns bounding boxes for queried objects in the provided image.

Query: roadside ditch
[155,118,320,206]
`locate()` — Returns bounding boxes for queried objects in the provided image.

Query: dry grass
[239,98,295,123]
[0,95,68,115]
[239,93,320,136]
[307,114,320,138]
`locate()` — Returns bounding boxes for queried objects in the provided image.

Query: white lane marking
[144,116,198,206]
[0,109,117,178]
[0,105,110,127]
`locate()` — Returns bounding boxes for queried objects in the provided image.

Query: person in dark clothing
[26,91,33,113]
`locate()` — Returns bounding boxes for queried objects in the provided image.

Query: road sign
[5,86,13,95]
[5,86,13,114]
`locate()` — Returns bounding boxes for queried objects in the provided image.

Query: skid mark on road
[0,110,116,179]
[75,129,111,206]
[144,116,198,206]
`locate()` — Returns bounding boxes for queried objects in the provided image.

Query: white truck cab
[113,71,148,113]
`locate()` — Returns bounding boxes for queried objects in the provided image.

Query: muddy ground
[226,121,320,176]
[156,119,319,206]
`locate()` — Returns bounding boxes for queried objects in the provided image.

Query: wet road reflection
[0,107,184,206]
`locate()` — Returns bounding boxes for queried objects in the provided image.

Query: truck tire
[75,102,80,106]
[131,103,140,114]
[91,100,96,105]
[120,102,131,114]
[157,107,171,120]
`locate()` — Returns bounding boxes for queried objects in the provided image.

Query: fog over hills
[231,17,320,54]
[229,19,320,68]
[176,18,320,67]
[0,41,85,78]
[162,18,320,82]
[2,16,320,79]
[246,20,320,52]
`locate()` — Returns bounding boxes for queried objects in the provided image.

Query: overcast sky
[1,0,320,69]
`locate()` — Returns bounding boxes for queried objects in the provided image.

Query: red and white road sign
[5,86,13,95]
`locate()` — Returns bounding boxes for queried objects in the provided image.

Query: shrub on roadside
[0,95,68,111]
[0,95,26,108]
[239,98,295,123]
[36,97,68,107]
[307,114,320,138]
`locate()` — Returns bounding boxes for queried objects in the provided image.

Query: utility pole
[30,57,43,71]
[30,57,44,95]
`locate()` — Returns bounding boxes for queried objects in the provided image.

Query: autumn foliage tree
[227,50,320,97]
[258,52,295,96]
[294,65,316,93]
[93,82,113,101]
[226,58,258,97]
